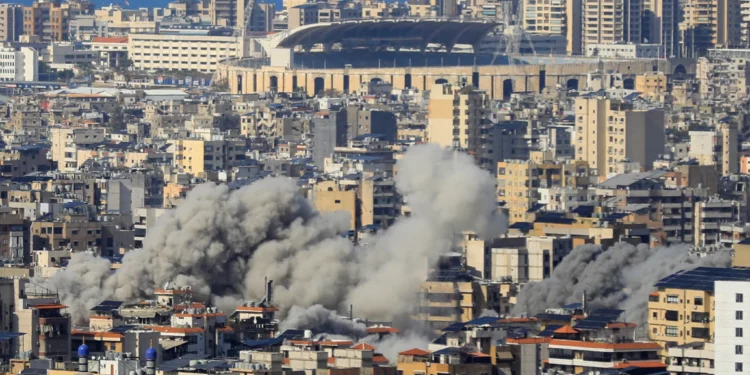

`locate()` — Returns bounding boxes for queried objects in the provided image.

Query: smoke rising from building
[46,144,506,325]
[513,242,731,326]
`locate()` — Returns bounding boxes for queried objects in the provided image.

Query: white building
[585,43,661,58]
[715,280,750,374]
[0,47,38,82]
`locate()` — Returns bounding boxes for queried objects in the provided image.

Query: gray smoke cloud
[45,144,506,324]
[280,305,368,338]
[513,242,731,329]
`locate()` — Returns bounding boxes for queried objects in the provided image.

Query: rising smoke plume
[513,242,731,329]
[46,144,506,324]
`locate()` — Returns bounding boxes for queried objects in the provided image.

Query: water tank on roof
[77,344,89,357]
[145,347,157,361]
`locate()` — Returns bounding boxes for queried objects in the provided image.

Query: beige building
[50,127,106,172]
[635,72,668,100]
[311,180,358,231]
[491,236,573,283]
[582,0,641,50]
[31,216,103,251]
[173,139,247,175]
[688,123,739,176]
[413,279,500,332]
[427,84,488,150]
[522,0,582,54]
[128,34,253,73]
[574,96,665,178]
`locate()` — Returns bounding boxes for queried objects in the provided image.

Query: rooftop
[655,267,750,292]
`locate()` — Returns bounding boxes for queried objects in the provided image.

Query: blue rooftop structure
[78,344,89,357]
[537,324,563,337]
[0,332,24,341]
[655,267,750,292]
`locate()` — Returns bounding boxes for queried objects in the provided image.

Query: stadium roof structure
[277,20,499,51]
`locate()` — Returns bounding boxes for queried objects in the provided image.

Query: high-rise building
[721,121,739,176]
[311,108,348,169]
[23,0,92,41]
[574,96,665,178]
[715,280,750,374]
[680,0,742,56]
[427,84,490,165]
[641,0,679,56]
[0,4,24,42]
[522,0,582,54]
[582,0,642,50]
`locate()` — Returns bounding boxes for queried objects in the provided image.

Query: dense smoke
[280,305,368,338]
[46,144,506,324]
[513,242,731,328]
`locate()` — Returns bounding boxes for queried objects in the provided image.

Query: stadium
[216,19,694,98]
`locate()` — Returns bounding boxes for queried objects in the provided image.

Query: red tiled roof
[352,343,376,350]
[554,325,579,334]
[469,352,491,358]
[506,337,550,345]
[91,36,128,43]
[373,354,389,364]
[367,327,400,334]
[606,322,637,328]
[398,348,430,356]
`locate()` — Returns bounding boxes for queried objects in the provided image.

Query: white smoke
[513,242,731,329]
[45,144,506,325]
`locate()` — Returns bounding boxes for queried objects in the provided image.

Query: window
[666,295,679,304]
[737,362,743,372]
[334,200,341,204]
[738,345,744,355]
[737,327,744,337]
[738,311,744,320]
[665,326,679,337]
[739,293,745,303]
[694,297,704,306]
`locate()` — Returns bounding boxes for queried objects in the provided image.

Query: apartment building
[128,34,251,73]
[427,84,491,167]
[522,0,582,54]
[31,215,103,251]
[414,279,500,332]
[680,0,742,56]
[667,342,714,375]
[0,4,24,42]
[545,318,663,373]
[287,3,360,30]
[498,159,590,223]
[17,291,72,362]
[574,96,665,178]
[715,280,750,374]
[0,47,38,82]
[688,123,740,176]
[23,0,92,42]
[312,179,358,231]
[635,72,669,100]
[173,139,247,175]
[648,267,750,359]
[697,56,750,103]
[582,0,641,50]
[642,0,679,57]
[50,127,106,172]
[490,236,573,283]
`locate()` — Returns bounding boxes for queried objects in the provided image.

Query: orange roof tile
[549,339,662,350]
[506,337,550,345]
[649,292,659,297]
[91,36,128,43]
[614,360,667,369]
[469,352,491,357]
[327,357,336,364]
[373,355,389,364]
[554,325,579,334]
[367,327,400,334]
[352,343,376,350]
[89,315,113,319]
[606,322,637,328]
[398,348,431,356]
[217,326,234,333]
